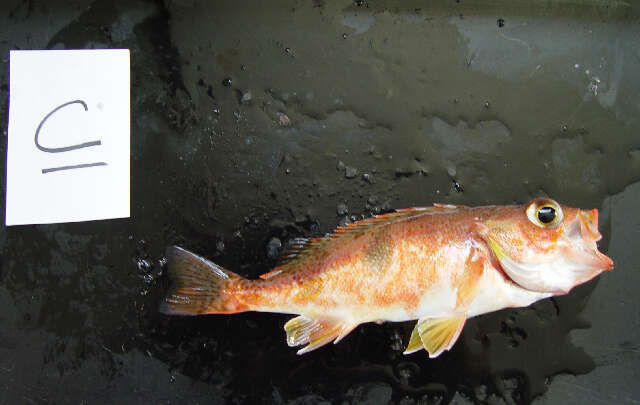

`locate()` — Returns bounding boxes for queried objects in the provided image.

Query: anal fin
[404,315,466,358]
[284,316,356,355]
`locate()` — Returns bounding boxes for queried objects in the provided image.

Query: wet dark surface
[1,1,640,404]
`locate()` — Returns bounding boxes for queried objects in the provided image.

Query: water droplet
[484,100,490,108]
[136,258,152,272]
[395,361,420,385]
[345,166,358,179]
[342,33,348,39]
[285,168,291,175]
[390,331,403,351]
[337,203,349,216]
[497,18,505,27]
[362,173,372,183]
[561,124,568,132]
[240,90,252,104]
[276,112,291,126]
[170,375,176,383]
[474,385,488,401]
[588,77,601,95]
[216,240,225,252]
[284,47,291,54]
[454,181,464,192]
[338,215,351,227]
[266,237,282,259]
[222,77,232,87]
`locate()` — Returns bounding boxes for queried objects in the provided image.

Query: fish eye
[537,206,556,223]
[526,199,563,228]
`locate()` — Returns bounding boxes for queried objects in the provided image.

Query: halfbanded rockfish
[160,198,613,358]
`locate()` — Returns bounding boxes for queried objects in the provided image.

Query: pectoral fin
[404,315,467,358]
[284,315,356,355]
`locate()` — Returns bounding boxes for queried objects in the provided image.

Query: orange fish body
[161,198,613,357]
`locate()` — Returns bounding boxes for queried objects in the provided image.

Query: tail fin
[160,246,249,315]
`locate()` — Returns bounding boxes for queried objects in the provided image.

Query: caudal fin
[160,246,249,315]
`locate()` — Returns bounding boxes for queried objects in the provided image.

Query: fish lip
[588,247,614,272]
[577,209,614,271]
[579,209,602,242]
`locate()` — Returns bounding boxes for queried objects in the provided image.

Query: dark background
[1,1,639,404]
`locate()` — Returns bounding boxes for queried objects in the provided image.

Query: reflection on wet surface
[1,0,639,403]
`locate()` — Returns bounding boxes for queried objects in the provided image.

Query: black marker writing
[35,99,107,173]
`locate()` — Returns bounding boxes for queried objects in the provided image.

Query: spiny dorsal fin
[404,315,466,358]
[280,237,313,262]
[260,205,460,280]
[332,205,459,238]
[284,315,357,354]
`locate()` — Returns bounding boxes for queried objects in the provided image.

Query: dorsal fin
[331,204,460,237]
[260,237,328,279]
[279,237,316,265]
[259,205,459,280]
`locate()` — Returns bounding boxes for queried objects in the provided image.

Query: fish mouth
[577,209,614,271]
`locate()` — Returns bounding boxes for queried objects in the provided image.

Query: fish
[159,198,613,358]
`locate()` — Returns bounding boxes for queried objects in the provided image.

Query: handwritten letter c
[34,100,101,153]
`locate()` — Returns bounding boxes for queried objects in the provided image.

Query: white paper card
[6,49,130,226]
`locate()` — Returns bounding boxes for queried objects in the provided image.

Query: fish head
[480,198,613,295]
